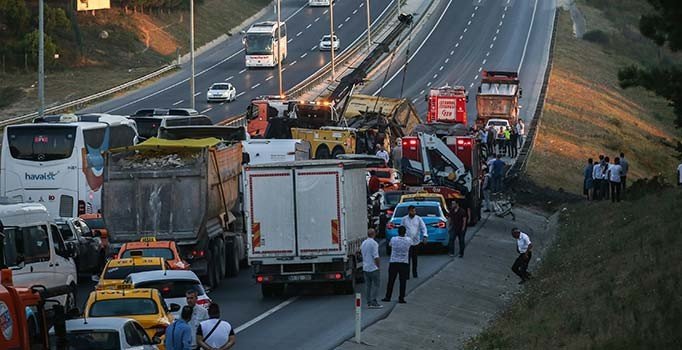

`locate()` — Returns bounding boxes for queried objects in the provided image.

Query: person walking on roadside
[197,304,236,350]
[619,152,629,193]
[382,226,411,304]
[511,228,533,284]
[391,138,403,170]
[583,158,594,200]
[510,127,519,158]
[448,201,468,258]
[376,144,390,166]
[166,306,193,350]
[601,156,611,200]
[361,228,382,309]
[516,119,526,148]
[491,154,506,193]
[480,127,489,157]
[186,289,209,350]
[487,127,496,156]
[677,161,682,186]
[401,205,427,278]
[608,157,623,202]
[592,155,604,200]
[482,168,492,212]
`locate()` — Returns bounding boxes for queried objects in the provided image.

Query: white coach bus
[1,114,138,218]
[243,21,287,68]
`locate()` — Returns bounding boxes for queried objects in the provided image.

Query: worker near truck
[376,144,390,166]
[361,228,382,309]
[401,205,428,278]
[491,154,506,193]
[448,201,468,258]
[511,228,533,284]
[516,119,525,147]
[381,226,411,304]
[486,127,495,157]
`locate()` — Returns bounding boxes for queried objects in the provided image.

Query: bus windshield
[7,126,77,161]
[246,34,274,55]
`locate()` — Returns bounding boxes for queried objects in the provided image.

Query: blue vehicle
[386,201,449,252]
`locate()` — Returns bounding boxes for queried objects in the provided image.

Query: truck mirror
[519,88,523,98]
[242,152,251,165]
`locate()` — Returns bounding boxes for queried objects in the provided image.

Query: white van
[0,201,78,309]
[242,139,310,165]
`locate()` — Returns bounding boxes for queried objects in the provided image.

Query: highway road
[83,0,396,122]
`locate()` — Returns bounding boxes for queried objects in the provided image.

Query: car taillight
[197,298,211,308]
[188,250,205,259]
[256,275,273,283]
[386,210,393,216]
[432,221,447,228]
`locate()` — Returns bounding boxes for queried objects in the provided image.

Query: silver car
[49,317,160,349]
[319,35,340,51]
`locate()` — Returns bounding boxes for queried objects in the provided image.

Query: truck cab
[426,85,468,124]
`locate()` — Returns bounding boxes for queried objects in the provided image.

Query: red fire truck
[426,85,468,124]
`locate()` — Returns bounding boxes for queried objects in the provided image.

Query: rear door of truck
[294,166,344,256]
[245,167,297,258]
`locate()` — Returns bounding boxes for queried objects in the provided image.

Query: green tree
[0,0,31,37]
[23,29,58,65]
[45,5,70,35]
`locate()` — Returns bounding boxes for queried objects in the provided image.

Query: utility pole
[190,0,196,110]
[366,0,371,53]
[38,0,45,116]
[329,0,336,80]
[277,0,283,97]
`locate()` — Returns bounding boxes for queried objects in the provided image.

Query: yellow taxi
[84,285,179,349]
[96,256,166,290]
[400,192,450,214]
[117,237,190,270]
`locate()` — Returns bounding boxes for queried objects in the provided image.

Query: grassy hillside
[525,0,681,194]
[468,184,682,349]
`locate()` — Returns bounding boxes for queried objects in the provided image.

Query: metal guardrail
[1,64,179,128]
[507,8,560,178]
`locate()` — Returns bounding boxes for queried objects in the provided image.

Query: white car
[486,118,511,135]
[125,270,212,318]
[49,317,160,349]
[319,35,340,51]
[206,83,237,102]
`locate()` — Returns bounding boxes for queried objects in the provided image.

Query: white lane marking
[474,74,479,80]
[282,67,287,72]
[289,60,297,66]
[288,38,293,43]
[412,98,419,104]
[439,66,444,71]
[345,16,350,22]
[324,9,328,14]
[490,43,494,48]
[306,24,312,29]
[502,13,506,19]
[450,50,455,55]
[194,92,201,97]
[470,82,475,88]
[499,21,503,26]
[296,31,303,37]
[265,76,274,81]
[239,68,247,74]
[486,51,490,57]
[471,12,475,18]
[496,28,500,34]
[201,107,212,113]
[444,58,449,63]
[467,20,471,25]
[315,17,320,22]
[427,81,432,86]
[251,83,261,89]
[459,35,464,40]
[482,58,487,64]
[493,36,497,41]
[433,74,438,79]
[225,76,234,81]
[478,67,483,72]
[235,296,300,333]
[518,0,539,71]
[353,9,358,14]
[419,89,425,95]
[455,42,459,48]
[236,91,245,98]
[338,23,344,28]
[464,27,468,33]
[300,52,308,58]
[172,100,183,106]
[359,2,364,7]
[474,6,478,10]
[507,0,511,3]
[312,45,318,51]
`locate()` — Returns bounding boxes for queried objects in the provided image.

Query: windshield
[103,265,162,280]
[7,125,77,161]
[374,171,391,179]
[246,34,274,55]
[383,192,404,206]
[135,280,205,299]
[57,223,75,240]
[83,218,105,230]
[89,298,158,317]
[131,118,160,139]
[488,120,509,127]
[121,248,174,260]
[211,84,231,90]
[50,331,121,350]
[393,205,442,218]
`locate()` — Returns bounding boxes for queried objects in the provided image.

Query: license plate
[288,275,311,281]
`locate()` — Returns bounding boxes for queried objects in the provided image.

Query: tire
[212,246,222,289]
[315,145,331,159]
[217,240,226,279]
[226,240,240,278]
[65,284,77,312]
[331,146,345,158]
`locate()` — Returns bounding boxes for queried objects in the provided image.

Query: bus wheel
[331,146,345,158]
[315,145,331,159]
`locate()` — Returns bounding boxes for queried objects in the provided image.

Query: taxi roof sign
[116,282,134,290]
[140,237,157,242]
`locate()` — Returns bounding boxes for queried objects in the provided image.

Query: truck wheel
[331,146,345,158]
[315,145,331,159]
[217,240,226,278]
[212,246,223,288]
[226,240,240,278]
[65,284,77,311]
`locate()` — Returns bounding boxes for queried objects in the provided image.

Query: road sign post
[355,293,361,343]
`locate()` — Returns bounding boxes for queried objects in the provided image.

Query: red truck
[475,71,522,129]
[426,85,468,124]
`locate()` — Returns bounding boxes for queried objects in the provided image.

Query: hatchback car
[207,83,237,102]
[319,35,340,51]
[126,270,211,318]
[386,201,449,252]
[49,317,160,350]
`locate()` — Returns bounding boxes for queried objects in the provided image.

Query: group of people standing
[583,152,629,202]
[477,119,525,159]
[165,290,236,350]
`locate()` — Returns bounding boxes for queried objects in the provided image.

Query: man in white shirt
[361,229,382,309]
[381,226,411,303]
[401,205,428,278]
[197,303,236,350]
[511,228,533,284]
[608,157,623,202]
[516,119,525,148]
[186,289,209,349]
[375,144,390,166]
[592,155,605,200]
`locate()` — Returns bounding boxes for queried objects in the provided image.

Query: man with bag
[197,303,236,350]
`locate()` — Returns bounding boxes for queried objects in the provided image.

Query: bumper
[207,95,228,101]
[385,228,449,247]
[189,258,209,276]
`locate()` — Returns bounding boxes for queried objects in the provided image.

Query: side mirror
[152,336,162,345]
[242,152,251,165]
[169,303,181,312]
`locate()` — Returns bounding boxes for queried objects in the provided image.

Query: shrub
[583,30,610,45]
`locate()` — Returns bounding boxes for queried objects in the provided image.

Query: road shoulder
[337,207,558,349]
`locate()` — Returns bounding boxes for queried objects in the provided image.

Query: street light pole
[277,0,283,97]
[190,0,196,110]
[329,0,336,80]
[366,0,371,53]
[38,0,45,116]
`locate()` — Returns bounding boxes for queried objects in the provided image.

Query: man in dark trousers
[448,201,468,258]
[382,226,412,304]
[511,228,533,284]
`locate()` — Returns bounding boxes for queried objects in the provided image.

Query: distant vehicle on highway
[243,21,287,67]
[1,113,138,218]
[56,216,106,275]
[128,115,213,140]
[309,0,331,6]
[207,83,237,102]
[319,34,340,51]
[125,270,211,318]
[386,201,449,254]
[49,317,161,350]
[132,108,198,117]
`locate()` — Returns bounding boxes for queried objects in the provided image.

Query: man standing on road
[376,144,390,166]
[401,205,427,278]
[361,228,382,309]
[510,228,533,284]
[487,127,495,156]
[482,168,492,212]
[510,127,519,158]
[197,303,236,350]
[186,289,209,350]
[166,306,193,350]
[382,226,411,304]
[619,152,629,193]
[448,201,468,258]
[516,119,525,148]
[492,154,506,193]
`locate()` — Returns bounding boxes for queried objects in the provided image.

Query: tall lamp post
[38,0,45,116]
[277,0,283,97]
[190,0,196,109]
[329,0,336,80]
[366,0,371,53]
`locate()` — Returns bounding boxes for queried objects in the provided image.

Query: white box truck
[244,160,367,297]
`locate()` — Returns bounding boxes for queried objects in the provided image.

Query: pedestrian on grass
[448,201,468,258]
[487,127,496,156]
[619,152,629,193]
[608,157,623,202]
[482,168,492,212]
[583,158,594,200]
[601,156,611,200]
[197,303,236,350]
[186,289,209,349]
[510,228,533,284]
[382,226,411,304]
[592,155,604,200]
[376,144,390,166]
[510,127,519,158]
[361,228,382,309]
[491,154,506,193]
[401,205,428,278]
[166,306,193,350]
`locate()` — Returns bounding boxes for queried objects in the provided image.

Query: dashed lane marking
[301,53,308,58]
[470,82,475,88]
[306,24,312,29]
[478,67,482,72]
[345,17,350,22]
[338,23,344,29]
[353,9,358,14]
[239,68,247,74]
[172,100,183,106]
[324,9,328,14]
[444,58,449,63]
[464,27,468,33]
[225,76,234,81]
[201,107,212,113]
[482,58,487,64]
[455,42,459,47]
[288,38,293,43]
[194,92,201,97]
[289,60,298,66]
[251,83,261,89]
[459,35,464,40]
[266,76,274,81]
[439,66,443,71]
[450,50,455,55]
[315,17,320,22]
[419,89,425,95]
[236,92,245,98]
[433,73,438,79]
[296,31,302,37]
